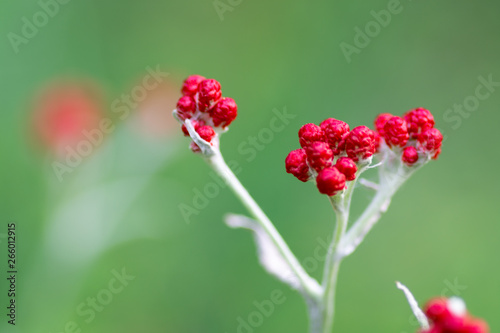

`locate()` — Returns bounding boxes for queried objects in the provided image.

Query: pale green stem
[317,181,355,333]
[206,150,321,298]
[340,166,414,259]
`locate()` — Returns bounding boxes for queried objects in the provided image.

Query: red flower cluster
[285,108,442,195]
[286,118,377,196]
[374,108,442,165]
[176,75,237,152]
[420,297,489,333]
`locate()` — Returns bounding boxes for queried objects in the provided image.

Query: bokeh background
[1,0,499,332]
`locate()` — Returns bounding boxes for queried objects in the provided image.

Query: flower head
[421,297,489,333]
[174,75,238,154]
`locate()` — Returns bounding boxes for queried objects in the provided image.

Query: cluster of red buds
[421,297,489,333]
[375,107,443,165]
[285,108,443,196]
[174,75,238,152]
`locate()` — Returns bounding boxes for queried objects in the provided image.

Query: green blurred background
[1,0,499,332]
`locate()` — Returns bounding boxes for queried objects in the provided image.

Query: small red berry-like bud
[181,119,205,136]
[404,108,435,139]
[298,123,325,148]
[176,95,197,120]
[383,116,409,148]
[320,118,350,154]
[374,113,394,137]
[196,125,216,143]
[181,75,206,96]
[190,125,216,153]
[316,167,346,196]
[305,141,334,172]
[402,146,419,166]
[198,79,222,111]
[335,157,357,181]
[211,97,238,128]
[345,126,376,162]
[418,128,443,159]
[424,298,453,324]
[285,149,310,182]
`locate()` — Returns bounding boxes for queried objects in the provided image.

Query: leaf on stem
[225,213,302,291]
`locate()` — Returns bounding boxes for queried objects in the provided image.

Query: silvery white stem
[396,281,430,330]
[339,164,415,259]
[206,149,322,299]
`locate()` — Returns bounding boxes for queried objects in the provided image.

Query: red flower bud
[211,97,238,128]
[335,157,357,181]
[198,79,222,112]
[345,126,376,162]
[404,108,435,139]
[320,118,350,155]
[196,125,216,143]
[285,149,310,182]
[298,123,325,148]
[383,116,409,148]
[374,113,394,137]
[181,75,205,96]
[418,128,443,159]
[305,141,333,172]
[316,167,346,196]
[176,95,196,120]
[402,146,419,166]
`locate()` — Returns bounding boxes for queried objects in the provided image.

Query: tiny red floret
[345,126,376,162]
[198,79,222,111]
[405,108,435,139]
[335,157,357,181]
[211,97,238,128]
[424,298,453,324]
[189,125,216,153]
[402,146,419,166]
[196,125,216,143]
[422,297,489,333]
[176,95,196,120]
[320,118,350,155]
[374,113,394,137]
[285,149,310,182]
[305,141,333,172]
[383,116,409,148]
[316,167,346,196]
[299,123,325,148]
[418,128,443,158]
[181,75,206,96]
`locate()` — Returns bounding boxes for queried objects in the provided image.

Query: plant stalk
[206,150,321,298]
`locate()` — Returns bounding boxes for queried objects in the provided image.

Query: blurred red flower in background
[31,80,104,158]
